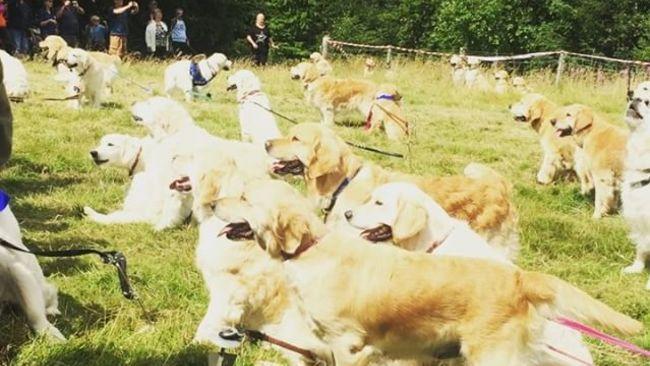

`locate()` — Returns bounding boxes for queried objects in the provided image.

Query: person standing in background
[0,0,9,51]
[84,14,106,51]
[36,0,57,38]
[7,0,32,56]
[246,13,275,66]
[107,0,138,57]
[56,0,84,47]
[170,7,188,56]
[144,8,167,59]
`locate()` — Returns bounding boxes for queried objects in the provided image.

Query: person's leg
[120,36,127,57]
[19,30,30,55]
[8,28,20,54]
[108,35,119,55]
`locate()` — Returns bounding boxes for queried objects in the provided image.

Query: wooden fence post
[321,36,330,58]
[555,51,566,86]
[386,46,393,67]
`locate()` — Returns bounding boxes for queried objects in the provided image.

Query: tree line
[94,0,650,60]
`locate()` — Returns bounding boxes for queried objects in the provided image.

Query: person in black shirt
[36,0,57,38]
[7,0,32,56]
[246,13,275,66]
[55,0,84,47]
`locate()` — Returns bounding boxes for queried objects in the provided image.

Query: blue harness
[376,93,396,101]
[0,190,9,212]
[190,62,212,87]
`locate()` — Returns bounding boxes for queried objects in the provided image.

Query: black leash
[0,238,135,300]
[249,100,405,159]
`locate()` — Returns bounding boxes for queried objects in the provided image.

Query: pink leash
[554,316,650,358]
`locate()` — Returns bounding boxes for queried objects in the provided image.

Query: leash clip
[100,251,135,300]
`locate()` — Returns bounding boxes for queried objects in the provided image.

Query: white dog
[84,133,193,231]
[0,195,64,341]
[621,81,650,290]
[64,48,117,107]
[309,52,333,76]
[226,70,281,146]
[164,53,232,101]
[0,50,29,101]
[464,56,489,91]
[345,182,594,366]
[449,54,466,86]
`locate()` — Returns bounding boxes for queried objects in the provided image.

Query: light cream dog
[214,178,642,366]
[266,123,520,260]
[551,104,628,218]
[309,52,333,76]
[449,54,467,86]
[621,81,650,290]
[510,94,591,188]
[0,50,29,101]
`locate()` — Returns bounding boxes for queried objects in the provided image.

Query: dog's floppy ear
[392,198,427,243]
[302,64,321,83]
[306,131,344,179]
[267,206,316,258]
[574,106,594,133]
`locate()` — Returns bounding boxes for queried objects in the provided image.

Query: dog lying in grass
[0,50,29,101]
[266,123,520,260]
[345,182,595,365]
[214,178,641,366]
[290,62,409,140]
[510,94,591,188]
[551,104,628,219]
[621,81,650,290]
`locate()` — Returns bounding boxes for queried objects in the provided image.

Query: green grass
[1,57,648,365]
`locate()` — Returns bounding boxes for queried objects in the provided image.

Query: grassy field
[0,57,649,366]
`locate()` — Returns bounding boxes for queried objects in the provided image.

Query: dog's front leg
[321,107,335,126]
[8,261,65,341]
[83,206,148,225]
[153,194,188,231]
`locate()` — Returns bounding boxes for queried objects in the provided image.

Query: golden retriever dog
[512,76,531,93]
[180,154,333,366]
[309,52,333,76]
[0,50,29,101]
[364,58,377,78]
[60,48,119,107]
[551,104,629,218]
[214,178,642,366]
[265,123,519,260]
[621,81,650,289]
[509,94,591,188]
[493,70,509,94]
[290,63,409,140]
[345,181,595,364]
[449,54,467,86]
[464,57,489,91]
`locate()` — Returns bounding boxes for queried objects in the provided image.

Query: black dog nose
[90,150,98,159]
[344,210,353,220]
[550,118,557,126]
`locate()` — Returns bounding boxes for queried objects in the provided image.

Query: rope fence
[321,36,650,85]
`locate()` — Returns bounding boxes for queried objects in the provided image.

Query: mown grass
[0,56,648,366]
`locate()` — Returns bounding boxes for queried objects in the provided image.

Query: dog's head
[309,52,324,63]
[226,69,261,94]
[207,53,232,72]
[345,182,429,247]
[214,179,323,259]
[65,48,91,71]
[494,70,509,82]
[512,76,526,89]
[626,81,650,131]
[466,56,481,69]
[289,62,321,83]
[550,104,594,138]
[449,54,464,69]
[89,134,143,169]
[265,123,350,180]
[509,93,553,128]
[131,97,195,138]
[39,35,68,61]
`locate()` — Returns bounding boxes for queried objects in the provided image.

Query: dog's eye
[566,113,571,117]
[375,200,383,206]
[645,100,649,106]
[107,143,114,147]
[291,136,300,142]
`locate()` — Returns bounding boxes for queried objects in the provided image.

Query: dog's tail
[521,271,643,336]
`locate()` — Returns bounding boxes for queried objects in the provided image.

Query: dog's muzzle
[626,99,643,120]
[89,151,108,165]
[555,126,573,138]
[169,176,192,192]
[360,224,393,242]
[219,222,255,241]
[226,84,237,91]
[132,114,144,122]
[290,74,301,80]
[513,115,528,122]
[271,159,305,176]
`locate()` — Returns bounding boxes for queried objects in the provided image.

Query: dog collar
[425,227,454,254]
[238,90,261,103]
[630,168,650,189]
[322,167,362,219]
[280,238,318,261]
[128,147,143,177]
[376,93,395,101]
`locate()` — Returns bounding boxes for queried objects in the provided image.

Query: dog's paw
[39,324,66,342]
[46,306,61,316]
[82,206,100,220]
[622,263,645,274]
